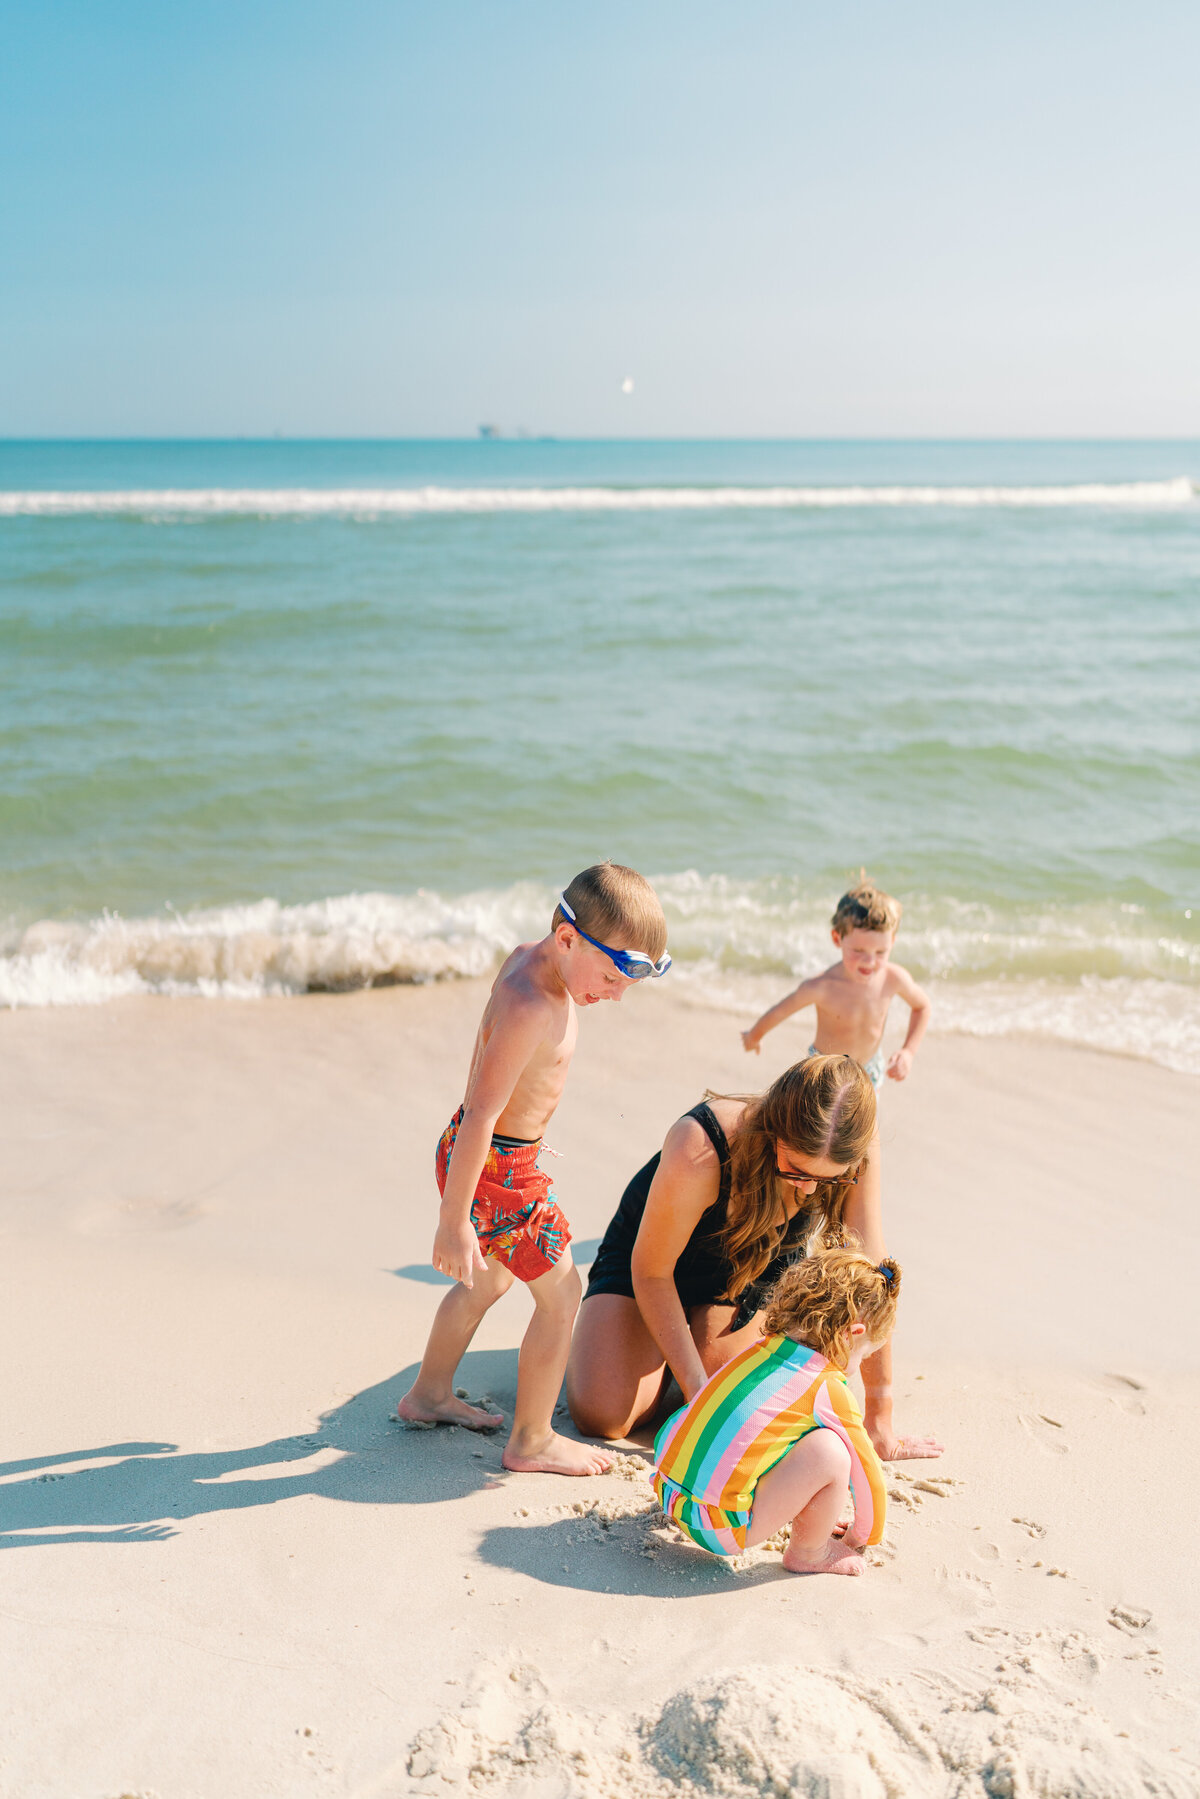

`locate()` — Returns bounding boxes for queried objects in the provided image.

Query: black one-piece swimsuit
[583,1100,811,1329]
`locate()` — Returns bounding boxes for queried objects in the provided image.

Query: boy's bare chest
[501,1005,577,1132]
[820,979,890,1032]
[528,1005,577,1081]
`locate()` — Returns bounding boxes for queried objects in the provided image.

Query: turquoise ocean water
[1,440,1197,1070]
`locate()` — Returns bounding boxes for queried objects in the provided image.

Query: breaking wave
[3,876,1197,1075]
[0,477,1195,517]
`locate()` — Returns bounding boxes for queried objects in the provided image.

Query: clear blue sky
[2,1,1198,436]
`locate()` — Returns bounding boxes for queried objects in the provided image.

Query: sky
[1,1,1198,438]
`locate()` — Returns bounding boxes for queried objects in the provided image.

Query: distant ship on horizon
[477,424,554,441]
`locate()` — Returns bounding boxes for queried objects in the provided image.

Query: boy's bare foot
[501,1431,612,1476]
[396,1389,503,1432]
[782,1533,866,1577]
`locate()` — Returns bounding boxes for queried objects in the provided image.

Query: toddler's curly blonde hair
[762,1247,901,1368]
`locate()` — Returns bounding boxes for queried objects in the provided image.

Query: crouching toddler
[652,1249,900,1576]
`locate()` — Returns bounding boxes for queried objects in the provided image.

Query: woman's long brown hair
[707,1055,877,1298]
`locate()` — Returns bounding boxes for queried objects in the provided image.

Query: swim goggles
[557,895,672,980]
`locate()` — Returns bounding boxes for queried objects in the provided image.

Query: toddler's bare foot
[501,1430,612,1476]
[396,1389,503,1432]
[782,1533,866,1577]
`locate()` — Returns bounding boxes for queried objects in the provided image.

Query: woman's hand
[740,1029,761,1054]
[862,1356,944,1460]
[869,1424,944,1461]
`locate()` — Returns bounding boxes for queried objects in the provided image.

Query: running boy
[653,1249,899,1576]
[398,863,670,1477]
[741,878,930,1087]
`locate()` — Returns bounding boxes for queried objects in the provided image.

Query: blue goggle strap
[557,894,671,978]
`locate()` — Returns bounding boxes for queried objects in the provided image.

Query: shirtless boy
[398,863,670,1476]
[741,878,930,1086]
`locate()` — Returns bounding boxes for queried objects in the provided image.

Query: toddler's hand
[740,1030,761,1054]
[432,1218,488,1288]
[886,1048,913,1082]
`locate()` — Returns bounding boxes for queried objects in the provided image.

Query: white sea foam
[3,876,1197,1074]
[0,478,1194,517]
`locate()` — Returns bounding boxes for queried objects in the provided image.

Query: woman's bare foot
[396,1388,503,1432]
[782,1532,866,1576]
[501,1430,612,1476]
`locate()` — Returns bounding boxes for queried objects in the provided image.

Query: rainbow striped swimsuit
[652,1334,887,1556]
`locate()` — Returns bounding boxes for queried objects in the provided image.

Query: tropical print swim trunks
[435,1107,571,1284]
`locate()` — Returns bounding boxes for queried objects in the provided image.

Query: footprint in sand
[1018,1412,1069,1456]
[937,1566,996,1608]
[75,1194,207,1236]
[1099,1372,1149,1416]
[1108,1604,1152,1635]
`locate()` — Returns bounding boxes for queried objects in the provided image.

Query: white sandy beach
[2,981,1197,1797]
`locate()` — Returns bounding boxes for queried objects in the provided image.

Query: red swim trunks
[435,1108,571,1284]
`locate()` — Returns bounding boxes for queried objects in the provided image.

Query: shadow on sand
[0,1350,521,1550]
[0,1353,795,1602]
[474,1511,790,1600]
[388,1239,602,1288]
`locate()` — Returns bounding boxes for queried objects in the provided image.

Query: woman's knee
[566,1394,631,1441]
[565,1349,644,1441]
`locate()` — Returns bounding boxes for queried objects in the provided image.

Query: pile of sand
[407,1648,1193,1799]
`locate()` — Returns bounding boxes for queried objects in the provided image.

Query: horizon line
[3,434,1200,447]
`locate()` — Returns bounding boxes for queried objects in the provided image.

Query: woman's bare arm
[844,1140,943,1460]
[631,1117,724,1401]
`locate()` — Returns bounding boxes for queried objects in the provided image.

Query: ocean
[1,439,1197,1072]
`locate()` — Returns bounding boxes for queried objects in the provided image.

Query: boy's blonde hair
[831,875,901,939]
[552,863,668,961]
[762,1246,901,1368]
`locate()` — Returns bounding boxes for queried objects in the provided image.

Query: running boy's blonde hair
[831,875,901,939]
[552,862,668,961]
[763,1247,901,1368]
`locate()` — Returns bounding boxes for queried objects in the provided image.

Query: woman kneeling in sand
[566,1055,940,1462]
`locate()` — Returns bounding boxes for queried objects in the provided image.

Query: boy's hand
[432,1217,488,1288]
[886,1048,913,1082]
[740,1030,761,1054]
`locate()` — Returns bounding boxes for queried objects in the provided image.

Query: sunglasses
[775,1155,859,1187]
[558,895,672,981]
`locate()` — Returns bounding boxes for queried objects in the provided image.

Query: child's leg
[502,1254,613,1477]
[745,1430,865,1576]
[397,1257,514,1430]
